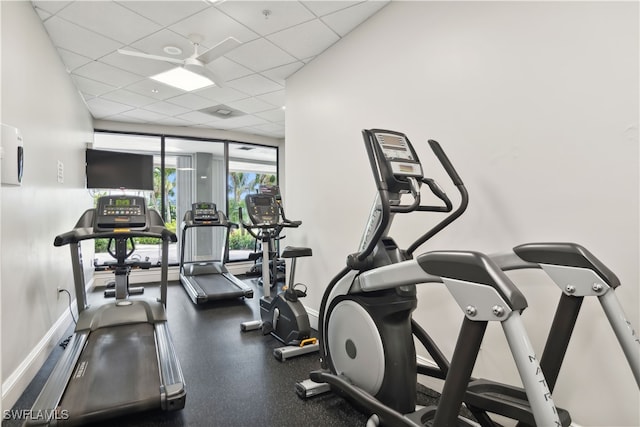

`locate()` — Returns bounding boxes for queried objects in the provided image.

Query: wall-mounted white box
[1,123,24,186]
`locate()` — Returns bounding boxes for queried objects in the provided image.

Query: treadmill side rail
[155,322,187,411]
[23,332,89,427]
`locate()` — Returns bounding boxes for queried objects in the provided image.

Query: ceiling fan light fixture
[150,67,214,91]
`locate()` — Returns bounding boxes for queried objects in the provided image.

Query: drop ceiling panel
[267,19,340,59]
[43,16,122,59]
[73,61,145,88]
[32,1,71,15]
[143,101,191,117]
[168,7,261,46]
[86,97,135,118]
[256,108,286,122]
[302,1,362,17]
[30,0,388,139]
[176,111,222,125]
[256,90,286,107]
[125,79,185,100]
[126,29,193,58]
[194,86,250,104]
[71,75,117,97]
[205,57,254,82]
[217,1,316,36]
[118,1,209,27]
[226,38,297,72]
[226,97,275,114]
[167,93,216,110]
[57,1,162,45]
[321,0,389,37]
[226,74,283,96]
[260,61,304,85]
[100,89,158,108]
[57,48,92,71]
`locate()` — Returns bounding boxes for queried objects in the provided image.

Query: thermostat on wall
[1,123,24,186]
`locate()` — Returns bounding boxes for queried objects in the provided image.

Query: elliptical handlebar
[348,130,467,268]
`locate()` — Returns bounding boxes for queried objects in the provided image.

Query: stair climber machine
[26,195,186,427]
[296,129,569,427]
[239,193,319,361]
[179,202,254,304]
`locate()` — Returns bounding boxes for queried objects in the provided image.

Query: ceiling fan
[117,34,241,87]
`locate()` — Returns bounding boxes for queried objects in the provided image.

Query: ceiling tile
[57,1,162,45]
[100,89,158,108]
[205,57,254,82]
[143,101,190,117]
[118,1,209,27]
[99,50,175,77]
[255,108,286,122]
[225,38,296,72]
[176,111,221,125]
[43,16,122,59]
[71,75,117,97]
[127,29,193,58]
[217,1,315,37]
[86,97,135,118]
[152,116,193,126]
[251,122,285,133]
[169,6,260,47]
[301,1,361,17]
[193,86,249,104]
[260,61,304,85]
[125,79,185,101]
[32,1,71,15]
[213,115,270,129]
[73,61,145,88]
[116,108,169,122]
[267,19,339,59]
[321,0,389,37]
[103,113,148,124]
[57,48,92,71]
[226,74,283,96]
[256,90,286,107]
[226,97,275,114]
[167,93,216,109]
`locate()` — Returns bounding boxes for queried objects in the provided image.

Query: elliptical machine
[239,193,319,361]
[297,129,568,426]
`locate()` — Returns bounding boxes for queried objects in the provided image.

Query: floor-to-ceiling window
[92,131,278,268]
[227,143,278,261]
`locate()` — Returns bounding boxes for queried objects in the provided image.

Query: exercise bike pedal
[261,321,274,335]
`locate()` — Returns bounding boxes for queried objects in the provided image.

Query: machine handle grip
[428,139,464,186]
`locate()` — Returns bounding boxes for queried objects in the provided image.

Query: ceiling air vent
[200,104,245,119]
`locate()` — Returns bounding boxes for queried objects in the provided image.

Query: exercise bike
[296,129,569,426]
[239,193,319,361]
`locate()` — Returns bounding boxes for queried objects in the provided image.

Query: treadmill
[26,195,186,426]
[179,202,253,304]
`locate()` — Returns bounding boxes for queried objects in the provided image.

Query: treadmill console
[192,202,219,223]
[95,195,147,231]
[245,194,279,225]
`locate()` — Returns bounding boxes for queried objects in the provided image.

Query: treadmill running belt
[191,275,247,299]
[59,323,161,426]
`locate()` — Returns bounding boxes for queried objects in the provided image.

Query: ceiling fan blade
[184,63,224,87]
[117,49,184,65]
[196,37,241,64]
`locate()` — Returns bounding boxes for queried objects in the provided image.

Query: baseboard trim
[1,308,73,410]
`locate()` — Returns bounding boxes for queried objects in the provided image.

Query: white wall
[285,2,638,425]
[1,1,94,409]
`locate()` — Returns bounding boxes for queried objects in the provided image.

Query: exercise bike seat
[281,246,312,258]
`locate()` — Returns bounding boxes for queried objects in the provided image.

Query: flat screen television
[86,149,154,190]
